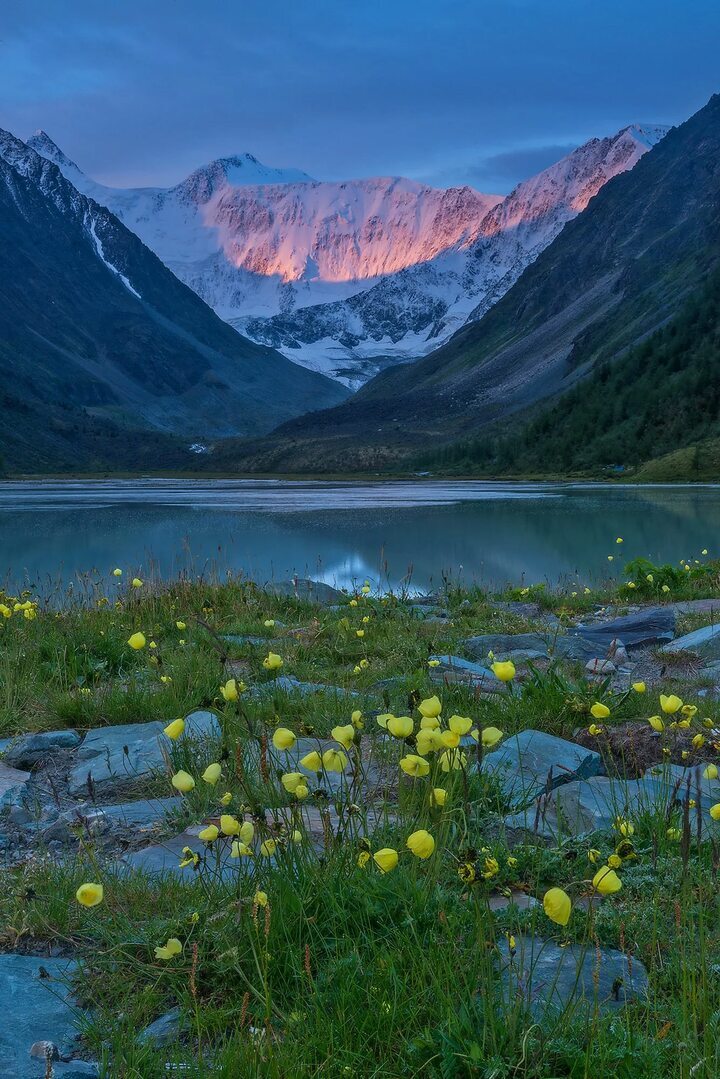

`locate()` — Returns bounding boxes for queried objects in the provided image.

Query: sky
[1,0,718,193]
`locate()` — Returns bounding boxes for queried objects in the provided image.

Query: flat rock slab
[0,954,80,1079]
[429,655,495,686]
[68,710,221,797]
[567,607,676,656]
[505,764,720,841]
[464,633,553,662]
[264,579,344,603]
[75,797,180,831]
[482,729,604,807]
[221,634,268,647]
[661,622,720,660]
[2,730,82,770]
[0,760,31,809]
[249,675,359,699]
[497,934,648,1018]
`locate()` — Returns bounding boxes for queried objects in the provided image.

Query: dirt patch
[574,720,720,778]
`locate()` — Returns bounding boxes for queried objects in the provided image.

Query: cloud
[424,144,579,193]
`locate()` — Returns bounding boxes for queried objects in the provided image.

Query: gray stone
[487,891,539,912]
[0,955,80,1078]
[662,622,720,660]
[137,1006,185,1047]
[264,578,343,604]
[29,1040,59,1061]
[53,1064,100,1078]
[585,658,616,675]
[505,764,720,841]
[249,675,359,699]
[568,607,675,655]
[122,826,213,877]
[497,934,648,1017]
[68,711,221,797]
[0,761,31,809]
[482,729,604,807]
[464,633,553,662]
[221,634,268,647]
[429,655,495,686]
[3,730,81,770]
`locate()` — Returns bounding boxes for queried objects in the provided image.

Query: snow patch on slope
[87,214,142,298]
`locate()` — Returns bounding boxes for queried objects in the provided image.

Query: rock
[661,622,720,660]
[488,600,543,618]
[429,656,495,686]
[464,633,553,662]
[0,955,81,1078]
[585,658,616,675]
[53,1064,100,1078]
[408,603,449,620]
[122,827,215,877]
[482,730,604,807]
[505,764,720,841]
[567,607,675,656]
[137,1005,185,1047]
[3,730,81,770]
[497,934,648,1017]
[68,711,220,797]
[0,761,31,809]
[29,1040,60,1061]
[78,797,179,831]
[249,675,359,699]
[264,579,343,604]
[487,891,539,912]
[221,634,268,647]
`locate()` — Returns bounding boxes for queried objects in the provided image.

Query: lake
[0,479,717,596]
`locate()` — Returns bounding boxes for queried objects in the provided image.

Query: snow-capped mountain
[28,125,667,389]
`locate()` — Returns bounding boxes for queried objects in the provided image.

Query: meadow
[1,553,720,1078]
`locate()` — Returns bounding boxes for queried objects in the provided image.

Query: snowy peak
[172,153,315,204]
[27,129,83,174]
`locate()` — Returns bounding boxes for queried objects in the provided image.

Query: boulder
[68,711,220,797]
[2,730,81,770]
[497,934,648,1017]
[464,633,553,662]
[0,954,81,1078]
[248,675,359,699]
[482,729,604,807]
[137,1006,185,1047]
[661,622,720,660]
[566,607,675,656]
[264,579,343,604]
[0,761,31,809]
[429,656,495,686]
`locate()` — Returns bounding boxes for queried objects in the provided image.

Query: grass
[2,563,720,1077]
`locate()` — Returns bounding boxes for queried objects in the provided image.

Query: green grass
[2,567,720,1076]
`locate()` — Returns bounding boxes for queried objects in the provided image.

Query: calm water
[0,479,717,595]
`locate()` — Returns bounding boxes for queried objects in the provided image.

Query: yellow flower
[491,660,515,683]
[616,537,623,544]
[607,555,614,562]
[357,850,371,868]
[416,728,444,755]
[201,763,222,786]
[131,578,143,588]
[431,787,447,806]
[373,848,398,873]
[127,632,146,650]
[179,846,199,868]
[76,882,104,908]
[220,678,240,702]
[458,862,476,883]
[239,821,254,844]
[331,723,355,750]
[418,696,442,719]
[387,715,413,739]
[406,829,435,859]
[692,734,705,749]
[481,726,503,748]
[607,853,623,868]
[399,754,430,777]
[281,772,304,793]
[428,659,440,667]
[648,715,664,733]
[154,937,182,960]
[441,729,460,749]
[264,619,275,628]
[588,724,604,736]
[220,814,241,835]
[361,583,371,594]
[198,824,219,842]
[588,848,600,863]
[543,887,572,926]
[592,867,622,894]
[260,840,277,857]
[351,709,364,728]
[263,652,283,671]
[272,728,297,751]
[355,629,365,638]
[667,827,681,840]
[231,841,253,857]
[646,574,654,583]
[112,568,122,577]
[661,584,670,593]
[220,791,232,806]
[704,764,719,780]
[439,748,467,772]
[660,694,683,714]
[163,718,185,740]
[632,682,646,694]
[300,750,323,772]
[709,804,720,821]
[482,855,500,879]
[254,890,268,907]
[322,748,348,773]
[614,817,635,837]
[448,714,473,736]
[171,770,195,793]
[419,714,441,730]
[590,702,610,720]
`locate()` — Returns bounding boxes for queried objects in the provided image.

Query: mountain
[0,130,347,471]
[243,125,667,385]
[217,94,719,473]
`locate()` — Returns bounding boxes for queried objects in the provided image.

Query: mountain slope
[241,125,667,383]
[248,94,719,471]
[0,130,347,470]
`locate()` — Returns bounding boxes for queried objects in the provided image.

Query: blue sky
[1,0,718,192]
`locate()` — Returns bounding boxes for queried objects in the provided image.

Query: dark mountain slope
[224,93,720,472]
[0,131,347,470]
